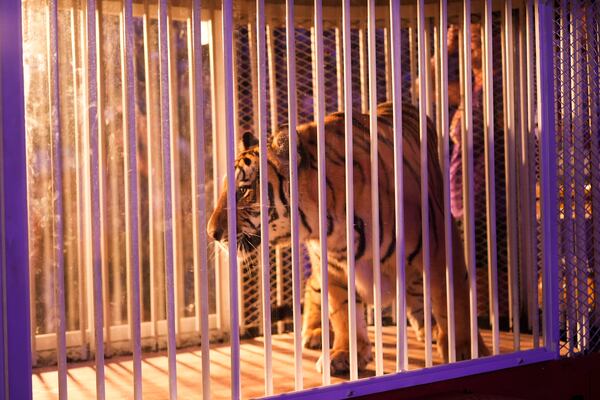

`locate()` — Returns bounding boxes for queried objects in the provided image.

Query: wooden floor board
[32,327,534,399]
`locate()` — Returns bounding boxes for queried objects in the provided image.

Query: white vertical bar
[158,0,178,397]
[266,25,279,133]
[359,25,369,114]
[389,0,407,372]
[48,1,68,396]
[257,0,273,394]
[439,0,456,364]
[142,0,160,344]
[285,0,304,390]
[97,2,112,356]
[108,13,123,332]
[167,10,183,339]
[189,2,211,397]
[0,0,32,394]
[341,0,358,381]
[367,0,383,376]
[210,14,226,333]
[524,0,540,348]
[222,0,241,397]
[461,1,478,359]
[314,0,331,384]
[517,5,535,340]
[503,0,521,351]
[84,5,97,358]
[71,6,88,361]
[483,0,500,356]
[121,1,142,397]
[535,0,559,355]
[85,0,106,396]
[416,0,432,368]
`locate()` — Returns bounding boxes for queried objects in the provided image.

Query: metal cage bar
[48,1,68,396]
[97,0,113,358]
[517,4,534,345]
[0,1,33,397]
[502,0,521,351]
[524,0,540,348]
[256,0,274,394]
[70,5,88,363]
[158,0,178,396]
[314,0,332,384]
[141,0,160,344]
[439,0,457,364]
[83,0,107,397]
[367,0,383,376]
[483,0,500,356]
[285,0,304,390]
[341,0,359,381]
[416,0,433,368]
[189,1,211,397]
[461,0,479,359]
[167,4,184,340]
[222,0,242,397]
[389,0,408,372]
[535,0,559,354]
[121,1,143,397]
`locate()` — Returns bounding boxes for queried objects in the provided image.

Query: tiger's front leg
[302,274,328,349]
[321,282,373,375]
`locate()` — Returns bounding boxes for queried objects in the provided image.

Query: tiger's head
[207,129,294,259]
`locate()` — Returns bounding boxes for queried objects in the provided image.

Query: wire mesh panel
[554,0,600,357]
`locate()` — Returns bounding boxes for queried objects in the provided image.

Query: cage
[0,0,599,399]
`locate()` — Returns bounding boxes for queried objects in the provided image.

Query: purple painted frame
[0,0,33,398]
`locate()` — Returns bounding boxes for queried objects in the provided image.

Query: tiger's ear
[270,129,290,162]
[239,131,259,152]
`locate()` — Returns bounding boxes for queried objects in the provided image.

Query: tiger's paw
[415,324,440,343]
[315,346,373,376]
[455,342,471,362]
[302,327,323,349]
[315,350,349,375]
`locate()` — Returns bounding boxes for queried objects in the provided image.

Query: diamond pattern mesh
[233,18,392,332]
[554,0,600,356]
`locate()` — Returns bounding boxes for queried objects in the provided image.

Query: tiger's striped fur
[207,102,488,374]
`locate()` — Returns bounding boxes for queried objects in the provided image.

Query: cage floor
[32,326,535,399]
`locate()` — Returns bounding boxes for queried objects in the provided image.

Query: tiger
[207,101,489,374]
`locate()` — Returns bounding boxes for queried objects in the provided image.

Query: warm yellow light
[201,20,211,46]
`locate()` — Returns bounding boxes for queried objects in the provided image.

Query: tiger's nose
[208,226,224,241]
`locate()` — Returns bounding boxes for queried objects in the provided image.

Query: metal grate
[554,0,600,357]
[233,17,394,334]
